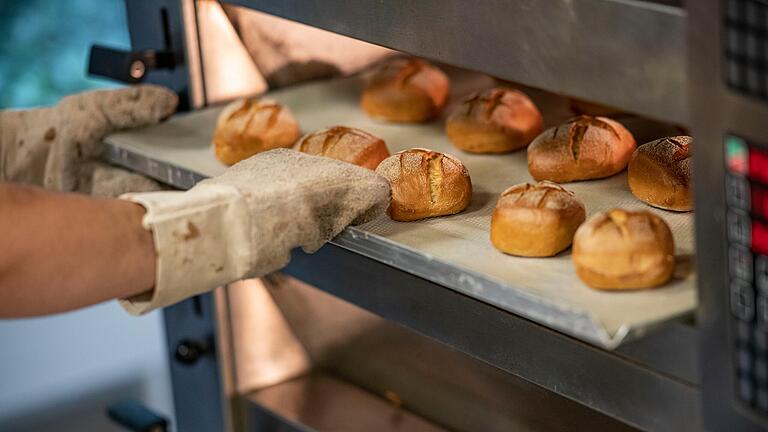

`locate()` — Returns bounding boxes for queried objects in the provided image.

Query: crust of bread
[446,87,543,153]
[213,98,300,165]
[375,148,472,221]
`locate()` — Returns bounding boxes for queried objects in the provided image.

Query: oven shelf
[104,69,696,349]
[225,0,687,125]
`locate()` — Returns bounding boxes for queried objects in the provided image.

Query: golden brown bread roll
[361,58,449,123]
[491,181,586,257]
[527,115,636,183]
[213,98,300,165]
[628,136,693,212]
[375,148,472,221]
[446,87,544,153]
[572,209,675,290]
[294,126,390,170]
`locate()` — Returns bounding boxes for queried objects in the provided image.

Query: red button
[754,186,768,217]
[753,220,768,255]
[750,148,768,184]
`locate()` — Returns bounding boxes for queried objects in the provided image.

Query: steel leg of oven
[163,295,228,431]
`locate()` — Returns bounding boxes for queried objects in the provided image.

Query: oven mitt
[118,148,391,315]
[0,85,178,196]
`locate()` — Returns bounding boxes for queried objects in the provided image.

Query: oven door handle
[88,45,177,84]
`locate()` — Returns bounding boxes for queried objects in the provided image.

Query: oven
[88,1,768,430]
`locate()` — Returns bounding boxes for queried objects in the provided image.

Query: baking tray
[104,69,696,349]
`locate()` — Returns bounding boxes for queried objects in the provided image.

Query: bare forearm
[0,183,156,317]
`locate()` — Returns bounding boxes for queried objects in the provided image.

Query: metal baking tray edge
[103,142,689,349]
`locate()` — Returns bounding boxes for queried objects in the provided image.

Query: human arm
[0,183,155,317]
[0,150,390,318]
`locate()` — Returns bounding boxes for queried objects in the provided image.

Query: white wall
[0,301,174,431]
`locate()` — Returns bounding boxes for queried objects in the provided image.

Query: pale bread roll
[572,209,675,290]
[628,136,693,212]
[527,115,636,182]
[375,148,472,221]
[361,58,449,123]
[491,181,586,257]
[213,98,300,165]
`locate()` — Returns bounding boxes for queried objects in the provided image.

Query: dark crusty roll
[446,87,544,153]
[361,58,449,123]
[491,181,586,257]
[294,126,390,170]
[572,209,675,290]
[527,115,636,183]
[628,136,693,212]
[213,98,300,165]
[375,148,472,221]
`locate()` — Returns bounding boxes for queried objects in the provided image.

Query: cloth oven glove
[0,85,178,196]
[119,148,391,315]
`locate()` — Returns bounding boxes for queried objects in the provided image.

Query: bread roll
[446,87,544,153]
[213,98,300,165]
[361,58,449,123]
[294,126,390,170]
[628,136,693,212]
[572,209,675,290]
[527,116,636,182]
[375,148,472,221]
[491,182,586,257]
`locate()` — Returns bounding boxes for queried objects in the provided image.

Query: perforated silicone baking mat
[105,69,696,348]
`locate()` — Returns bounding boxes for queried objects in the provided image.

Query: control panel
[727,134,768,413]
[724,0,768,101]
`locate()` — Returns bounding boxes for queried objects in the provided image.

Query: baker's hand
[118,148,390,314]
[0,85,178,196]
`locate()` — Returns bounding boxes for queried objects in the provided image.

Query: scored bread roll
[491,181,586,257]
[572,209,675,290]
[527,115,636,183]
[294,126,390,170]
[213,98,300,165]
[628,136,693,212]
[446,87,544,153]
[375,148,472,221]
[361,58,449,123]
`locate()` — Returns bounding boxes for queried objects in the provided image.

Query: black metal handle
[175,338,212,365]
[107,399,169,432]
[88,45,176,83]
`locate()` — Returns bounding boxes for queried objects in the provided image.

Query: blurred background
[0,1,124,108]
[0,1,175,430]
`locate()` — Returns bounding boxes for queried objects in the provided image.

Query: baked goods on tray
[446,87,543,153]
[361,58,449,123]
[491,181,586,257]
[572,209,675,290]
[527,115,636,183]
[294,126,389,169]
[376,148,472,221]
[213,98,300,165]
[628,136,693,212]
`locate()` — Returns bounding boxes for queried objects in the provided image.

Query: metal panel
[102,138,700,429]
[688,1,768,431]
[162,294,228,432]
[225,0,688,124]
[243,374,446,432]
[281,245,700,432]
[124,0,201,110]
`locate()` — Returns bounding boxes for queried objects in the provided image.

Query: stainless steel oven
[89,1,768,430]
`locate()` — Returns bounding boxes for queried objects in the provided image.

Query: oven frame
[116,0,760,430]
